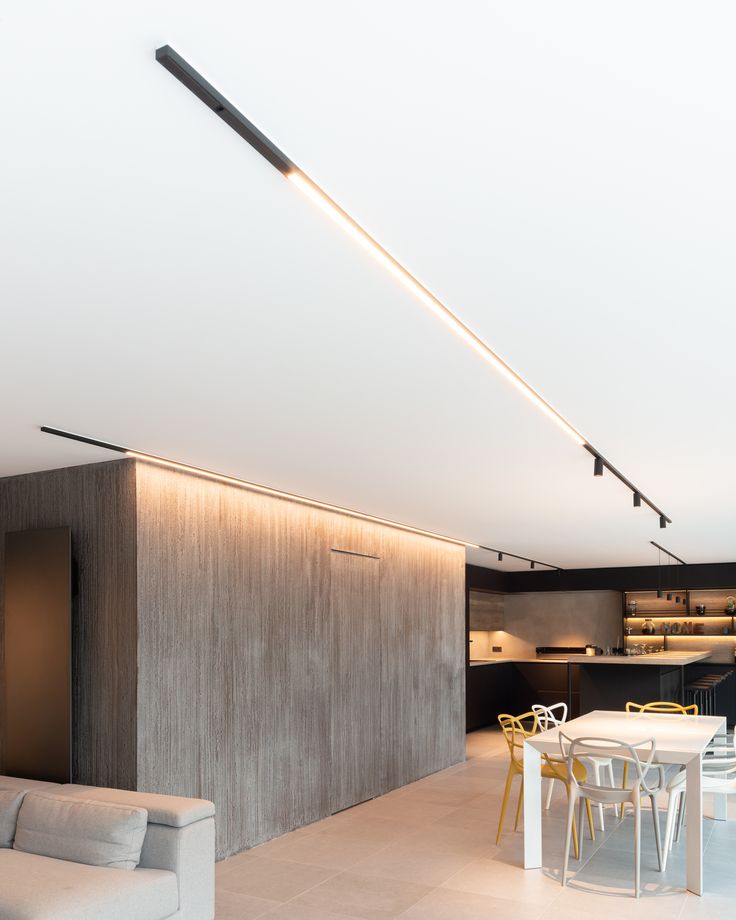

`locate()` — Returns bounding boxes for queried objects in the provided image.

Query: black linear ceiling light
[154,44,673,530]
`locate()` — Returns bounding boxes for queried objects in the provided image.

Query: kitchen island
[466,652,724,731]
[571,650,713,714]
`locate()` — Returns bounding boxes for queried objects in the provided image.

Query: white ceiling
[1,2,735,570]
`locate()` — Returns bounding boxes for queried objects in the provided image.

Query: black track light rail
[584,445,671,525]
[40,426,128,454]
[155,44,674,532]
[477,545,563,571]
[650,541,687,566]
[42,427,565,567]
[155,46,296,175]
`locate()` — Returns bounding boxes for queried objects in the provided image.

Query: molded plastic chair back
[559,733,660,801]
[625,700,698,716]
[532,702,568,730]
[498,712,539,769]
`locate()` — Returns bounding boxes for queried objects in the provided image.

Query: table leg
[523,742,542,869]
[685,754,703,895]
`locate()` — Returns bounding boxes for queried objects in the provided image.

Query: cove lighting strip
[40,426,563,568]
[154,44,671,527]
[39,426,460,547]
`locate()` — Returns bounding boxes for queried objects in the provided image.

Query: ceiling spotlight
[633,492,641,507]
[675,596,681,604]
[498,552,503,562]
[667,593,672,601]
[593,456,604,477]
[660,516,667,529]
[530,561,535,569]
[657,589,663,598]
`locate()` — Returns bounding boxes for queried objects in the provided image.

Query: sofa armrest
[140,816,215,920]
[58,785,214,827]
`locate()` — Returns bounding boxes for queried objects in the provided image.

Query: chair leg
[562,789,577,886]
[585,798,596,841]
[496,766,515,844]
[650,793,663,871]
[634,795,641,898]
[545,777,555,810]
[674,793,686,843]
[578,796,586,861]
[607,763,616,820]
[620,761,629,818]
[592,761,605,831]
[514,777,524,832]
[662,789,678,871]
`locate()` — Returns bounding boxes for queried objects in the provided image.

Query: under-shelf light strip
[154,44,672,526]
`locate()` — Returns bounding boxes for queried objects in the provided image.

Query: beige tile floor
[216,728,736,919]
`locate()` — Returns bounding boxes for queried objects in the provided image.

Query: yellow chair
[496,711,595,857]
[620,701,698,815]
[626,701,699,716]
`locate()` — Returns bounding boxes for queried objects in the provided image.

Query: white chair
[661,730,736,869]
[559,732,664,898]
[532,703,615,831]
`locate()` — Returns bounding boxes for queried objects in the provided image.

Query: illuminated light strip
[40,426,566,567]
[40,426,465,547]
[153,44,672,525]
[287,172,584,446]
[125,450,470,545]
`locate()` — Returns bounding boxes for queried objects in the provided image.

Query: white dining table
[523,709,726,895]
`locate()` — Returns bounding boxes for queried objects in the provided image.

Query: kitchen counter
[470,658,568,666]
[568,651,713,666]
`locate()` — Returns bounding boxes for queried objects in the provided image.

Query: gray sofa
[0,775,215,920]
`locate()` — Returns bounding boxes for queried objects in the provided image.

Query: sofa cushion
[58,784,214,827]
[0,791,25,848]
[14,792,148,870]
[0,849,178,920]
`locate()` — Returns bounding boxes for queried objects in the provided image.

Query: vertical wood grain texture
[379,529,466,790]
[135,463,333,857]
[329,550,381,812]
[135,462,465,858]
[0,461,137,787]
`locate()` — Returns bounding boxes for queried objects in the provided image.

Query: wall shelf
[623,589,736,653]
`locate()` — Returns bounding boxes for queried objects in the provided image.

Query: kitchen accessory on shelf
[671,622,681,635]
[723,625,732,635]
[696,604,706,616]
[627,600,638,615]
[726,596,736,614]
[661,622,670,635]
[641,618,656,635]
[694,623,704,635]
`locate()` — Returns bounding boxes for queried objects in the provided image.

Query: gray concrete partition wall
[499,590,623,656]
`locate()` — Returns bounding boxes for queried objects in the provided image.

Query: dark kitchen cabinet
[466,661,581,732]
[466,664,511,731]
